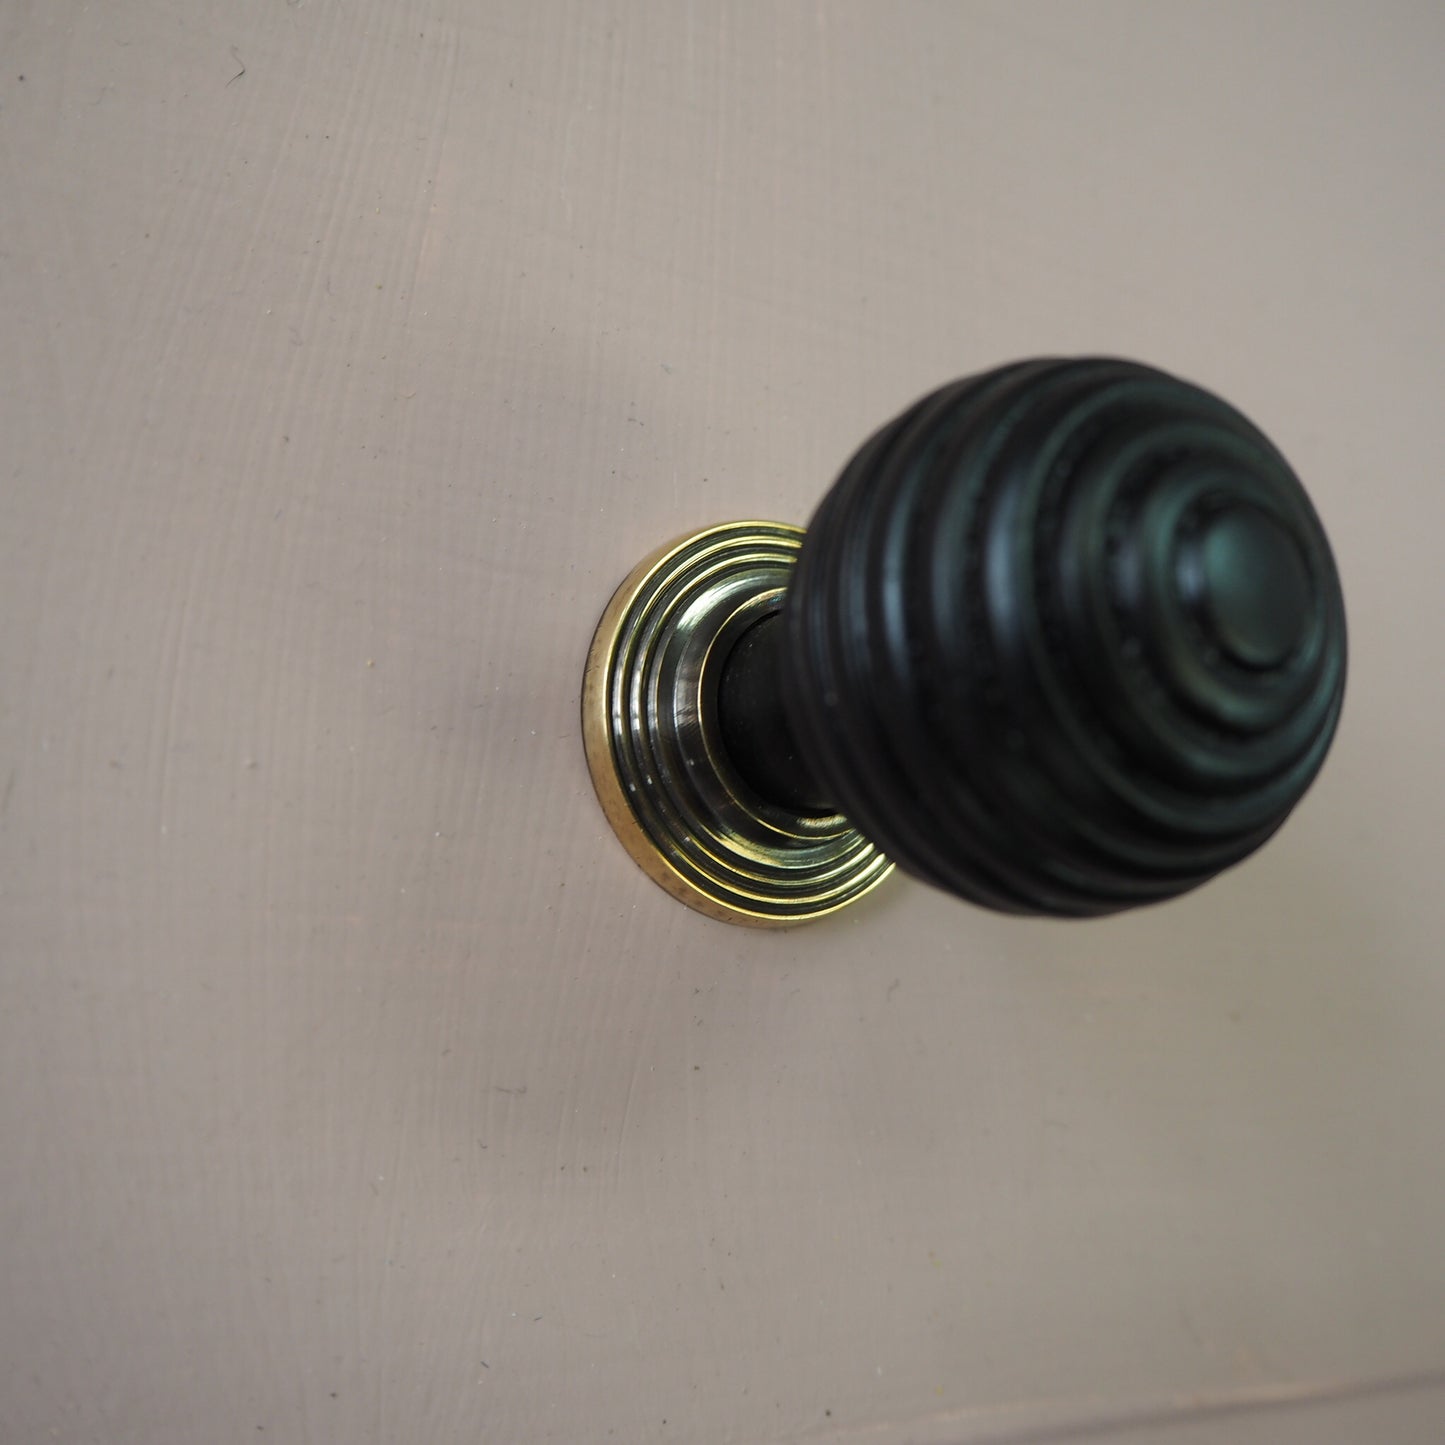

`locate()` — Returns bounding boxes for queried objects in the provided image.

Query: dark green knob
[720,358,1347,917]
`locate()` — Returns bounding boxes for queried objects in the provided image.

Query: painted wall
[3,3,1443,1440]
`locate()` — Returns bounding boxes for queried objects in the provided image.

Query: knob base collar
[582,521,893,927]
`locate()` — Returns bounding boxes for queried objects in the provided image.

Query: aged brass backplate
[582,522,893,927]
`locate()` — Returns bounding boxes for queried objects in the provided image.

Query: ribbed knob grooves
[780,358,1347,917]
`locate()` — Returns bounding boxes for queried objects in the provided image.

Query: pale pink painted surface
[3,3,1443,1442]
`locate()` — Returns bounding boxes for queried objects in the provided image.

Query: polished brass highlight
[582,522,893,927]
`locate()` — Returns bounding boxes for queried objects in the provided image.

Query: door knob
[583,358,1347,926]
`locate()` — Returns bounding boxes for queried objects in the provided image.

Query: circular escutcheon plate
[582,521,893,927]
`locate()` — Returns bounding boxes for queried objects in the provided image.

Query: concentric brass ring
[582,522,893,927]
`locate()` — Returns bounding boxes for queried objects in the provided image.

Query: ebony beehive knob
[586,358,1347,926]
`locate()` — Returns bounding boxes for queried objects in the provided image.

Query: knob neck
[716,613,836,816]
